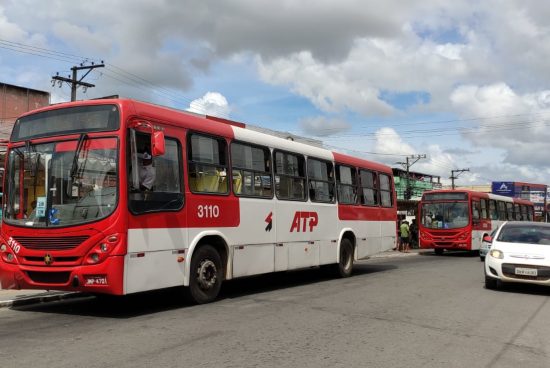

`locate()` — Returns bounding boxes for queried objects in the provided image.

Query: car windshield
[421,201,469,229]
[3,137,118,228]
[497,224,550,245]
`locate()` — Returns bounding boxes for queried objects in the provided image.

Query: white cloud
[450,83,550,167]
[187,92,230,117]
[373,127,416,156]
[299,116,350,137]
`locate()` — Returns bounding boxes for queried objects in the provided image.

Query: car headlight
[490,249,504,259]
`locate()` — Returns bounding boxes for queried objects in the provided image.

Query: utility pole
[397,154,426,199]
[52,62,105,101]
[450,169,470,189]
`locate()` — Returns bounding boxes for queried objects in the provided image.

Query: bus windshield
[3,137,118,228]
[421,201,469,229]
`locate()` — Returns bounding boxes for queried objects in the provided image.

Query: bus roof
[15,98,393,174]
[422,189,534,205]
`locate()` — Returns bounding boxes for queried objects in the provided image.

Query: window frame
[307,157,336,203]
[230,140,273,199]
[336,164,358,205]
[359,169,379,207]
[187,132,229,196]
[128,135,184,215]
[273,149,307,202]
[480,198,489,219]
[379,173,394,208]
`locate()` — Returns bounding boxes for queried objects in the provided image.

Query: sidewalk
[0,288,79,309]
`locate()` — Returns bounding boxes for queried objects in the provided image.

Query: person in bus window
[139,151,156,191]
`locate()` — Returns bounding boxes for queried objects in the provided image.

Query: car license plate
[515,267,537,276]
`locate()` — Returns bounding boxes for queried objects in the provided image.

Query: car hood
[494,241,550,260]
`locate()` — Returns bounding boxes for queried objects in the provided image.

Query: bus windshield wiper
[70,133,88,181]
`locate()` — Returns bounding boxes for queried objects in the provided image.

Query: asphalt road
[1,252,549,368]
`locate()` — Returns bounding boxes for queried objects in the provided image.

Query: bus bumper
[0,255,125,295]
[419,239,471,250]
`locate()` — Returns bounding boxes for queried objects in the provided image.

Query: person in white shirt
[139,151,156,191]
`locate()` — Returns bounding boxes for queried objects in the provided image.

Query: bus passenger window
[274,151,306,201]
[307,158,335,203]
[231,142,272,198]
[336,165,357,204]
[359,170,378,206]
[188,134,228,195]
[379,174,393,207]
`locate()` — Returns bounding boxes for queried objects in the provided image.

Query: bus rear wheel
[187,245,223,304]
[334,239,354,278]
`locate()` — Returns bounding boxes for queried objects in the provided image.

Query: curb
[0,291,85,309]
[371,250,423,259]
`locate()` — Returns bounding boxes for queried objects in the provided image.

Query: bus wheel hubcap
[197,260,217,290]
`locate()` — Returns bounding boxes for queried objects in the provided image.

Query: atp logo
[290,211,318,232]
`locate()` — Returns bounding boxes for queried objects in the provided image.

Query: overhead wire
[0,38,231,118]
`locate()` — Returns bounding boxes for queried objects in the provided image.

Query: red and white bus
[0,99,397,303]
[419,190,534,254]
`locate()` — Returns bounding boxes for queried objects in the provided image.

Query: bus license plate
[515,267,537,276]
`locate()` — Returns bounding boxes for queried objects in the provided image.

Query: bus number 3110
[197,204,220,219]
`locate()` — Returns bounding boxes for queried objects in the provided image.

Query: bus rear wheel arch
[187,244,224,304]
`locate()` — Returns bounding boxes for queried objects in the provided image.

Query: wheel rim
[196,259,218,291]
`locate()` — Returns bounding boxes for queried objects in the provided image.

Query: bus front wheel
[187,245,223,304]
[434,248,444,255]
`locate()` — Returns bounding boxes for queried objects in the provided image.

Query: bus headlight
[490,249,504,259]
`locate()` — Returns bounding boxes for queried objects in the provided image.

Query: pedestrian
[400,220,410,253]
[395,218,402,251]
[409,218,418,249]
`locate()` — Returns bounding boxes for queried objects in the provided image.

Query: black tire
[480,256,485,262]
[187,245,223,304]
[485,274,499,290]
[434,248,444,255]
[333,238,354,278]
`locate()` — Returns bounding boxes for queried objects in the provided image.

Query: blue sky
[2,1,550,187]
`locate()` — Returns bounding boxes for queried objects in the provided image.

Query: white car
[485,221,550,290]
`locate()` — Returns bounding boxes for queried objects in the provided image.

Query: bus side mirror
[152,131,165,156]
[482,235,492,243]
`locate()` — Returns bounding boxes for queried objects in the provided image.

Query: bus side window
[480,199,488,219]
[307,157,335,203]
[359,169,378,206]
[472,201,480,220]
[497,201,507,220]
[230,142,272,198]
[336,165,357,204]
[489,200,498,220]
[379,173,393,208]
[129,136,183,214]
[514,204,521,221]
[188,133,228,195]
[274,150,306,201]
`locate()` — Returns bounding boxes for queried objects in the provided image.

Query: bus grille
[26,271,71,284]
[13,236,90,250]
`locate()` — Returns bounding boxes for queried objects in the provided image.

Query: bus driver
[139,151,156,191]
